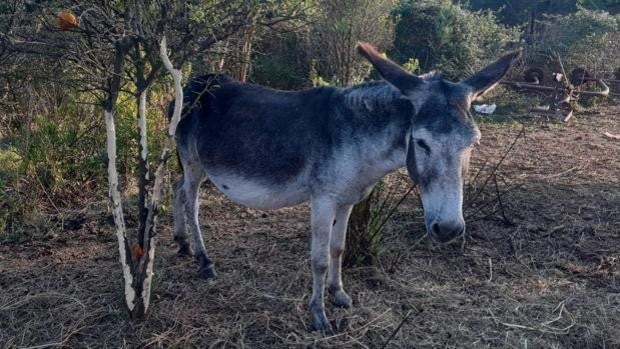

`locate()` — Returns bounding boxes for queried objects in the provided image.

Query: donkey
[172,42,521,333]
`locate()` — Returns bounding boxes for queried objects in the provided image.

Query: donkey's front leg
[327,205,353,308]
[309,197,337,334]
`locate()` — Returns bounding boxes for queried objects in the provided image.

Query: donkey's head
[357,43,521,242]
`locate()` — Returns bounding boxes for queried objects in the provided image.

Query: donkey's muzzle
[429,221,465,243]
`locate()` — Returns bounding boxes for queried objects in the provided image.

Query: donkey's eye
[416,139,431,153]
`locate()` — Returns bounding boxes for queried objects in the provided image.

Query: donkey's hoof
[310,307,334,335]
[198,264,217,279]
[177,245,193,257]
[332,290,352,308]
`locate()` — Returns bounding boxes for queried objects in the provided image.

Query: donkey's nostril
[429,221,464,242]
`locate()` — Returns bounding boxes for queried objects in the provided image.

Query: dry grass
[1,106,619,348]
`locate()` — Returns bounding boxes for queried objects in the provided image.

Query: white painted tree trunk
[105,36,184,318]
[138,90,149,169]
[134,86,155,316]
[104,109,136,311]
[129,35,183,315]
[160,36,183,136]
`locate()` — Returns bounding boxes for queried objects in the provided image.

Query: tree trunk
[106,91,155,319]
[130,86,154,319]
[136,88,150,237]
[104,108,138,312]
[103,42,144,315]
[239,26,256,82]
[105,37,184,319]
[125,36,185,319]
[343,188,379,267]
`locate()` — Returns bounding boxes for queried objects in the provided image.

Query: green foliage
[402,57,420,73]
[312,0,395,86]
[578,0,620,13]
[8,100,104,192]
[309,60,333,87]
[0,83,173,238]
[250,34,310,89]
[553,8,618,48]
[0,146,22,237]
[468,0,578,25]
[531,8,619,74]
[392,1,521,80]
[0,147,21,185]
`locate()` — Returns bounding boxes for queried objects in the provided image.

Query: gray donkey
[172,42,521,333]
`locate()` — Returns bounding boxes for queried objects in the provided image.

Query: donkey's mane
[340,80,411,121]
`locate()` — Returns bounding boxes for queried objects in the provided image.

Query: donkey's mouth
[427,221,465,243]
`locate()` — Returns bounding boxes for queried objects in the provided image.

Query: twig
[493,172,511,225]
[369,185,416,241]
[380,310,413,349]
[466,182,526,221]
[487,258,493,282]
[317,308,395,342]
[20,342,64,349]
[538,166,579,180]
[488,304,575,335]
[468,126,525,206]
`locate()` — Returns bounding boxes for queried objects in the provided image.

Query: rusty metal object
[501,75,609,122]
[577,79,609,97]
[570,68,590,86]
[502,79,609,96]
[524,68,544,84]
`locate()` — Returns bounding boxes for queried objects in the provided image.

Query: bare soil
[1,106,619,348]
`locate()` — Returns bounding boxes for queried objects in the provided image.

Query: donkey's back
[175,75,343,209]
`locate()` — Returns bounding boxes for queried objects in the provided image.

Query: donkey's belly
[208,173,310,210]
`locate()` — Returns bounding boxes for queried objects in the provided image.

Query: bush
[0,79,173,239]
[532,9,619,75]
[391,1,521,80]
[250,33,311,90]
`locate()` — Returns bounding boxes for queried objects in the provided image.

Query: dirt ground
[1,106,619,348]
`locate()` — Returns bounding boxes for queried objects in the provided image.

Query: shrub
[250,33,311,90]
[0,79,173,239]
[392,1,521,80]
[533,9,619,75]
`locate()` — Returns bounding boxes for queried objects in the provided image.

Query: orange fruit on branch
[57,11,78,30]
[133,245,143,259]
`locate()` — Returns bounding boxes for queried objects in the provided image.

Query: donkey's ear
[462,49,523,100]
[357,42,423,93]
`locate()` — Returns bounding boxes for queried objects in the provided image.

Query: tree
[578,0,620,13]
[2,0,305,318]
[311,0,394,86]
[468,0,578,26]
[392,1,520,80]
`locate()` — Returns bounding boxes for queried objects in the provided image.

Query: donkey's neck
[341,82,408,119]
[334,81,412,182]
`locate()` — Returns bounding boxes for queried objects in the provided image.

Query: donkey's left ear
[357,41,424,93]
[462,49,523,100]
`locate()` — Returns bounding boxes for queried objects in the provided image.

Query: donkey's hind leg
[183,163,217,278]
[173,177,192,256]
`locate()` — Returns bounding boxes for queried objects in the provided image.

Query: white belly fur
[208,173,310,210]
